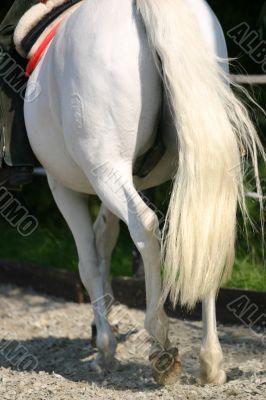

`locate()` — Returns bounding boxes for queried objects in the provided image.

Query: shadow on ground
[0,336,162,391]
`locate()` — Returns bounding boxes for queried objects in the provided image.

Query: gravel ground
[0,284,265,400]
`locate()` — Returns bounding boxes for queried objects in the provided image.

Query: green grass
[0,176,133,276]
[226,257,265,291]
[0,214,132,276]
[0,176,265,292]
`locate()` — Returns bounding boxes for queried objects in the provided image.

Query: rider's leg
[0,0,36,189]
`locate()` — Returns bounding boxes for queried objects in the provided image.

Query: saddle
[13,0,166,178]
[14,0,83,60]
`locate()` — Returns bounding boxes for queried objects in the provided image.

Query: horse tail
[137,0,265,308]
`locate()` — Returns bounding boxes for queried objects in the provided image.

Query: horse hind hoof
[200,369,227,385]
[149,347,182,385]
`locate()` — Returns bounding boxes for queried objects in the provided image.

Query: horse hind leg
[91,204,120,347]
[47,175,117,371]
[200,293,226,384]
[86,161,181,385]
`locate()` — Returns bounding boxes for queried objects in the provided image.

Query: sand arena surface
[0,284,265,400]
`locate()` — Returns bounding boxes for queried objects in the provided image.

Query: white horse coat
[24,0,264,385]
[26,0,226,194]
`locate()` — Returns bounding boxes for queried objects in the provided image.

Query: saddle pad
[14,0,83,59]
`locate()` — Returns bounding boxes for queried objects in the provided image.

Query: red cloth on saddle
[26,20,62,77]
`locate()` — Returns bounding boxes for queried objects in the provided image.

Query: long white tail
[137,0,265,308]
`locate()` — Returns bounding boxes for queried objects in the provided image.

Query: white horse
[24,0,264,385]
